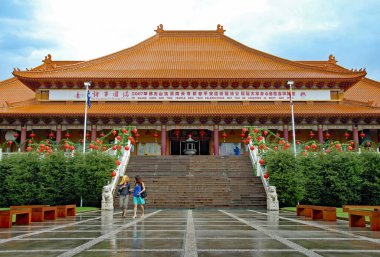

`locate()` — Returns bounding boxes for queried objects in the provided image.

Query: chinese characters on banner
[50,89,331,101]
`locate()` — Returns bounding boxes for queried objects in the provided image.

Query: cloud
[1,0,379,80]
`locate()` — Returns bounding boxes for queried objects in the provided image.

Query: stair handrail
[248,141,279,211]
[101,141,132,210]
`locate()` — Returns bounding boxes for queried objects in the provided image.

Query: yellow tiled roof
[0,78,35,104]
[2,102,379,116]
[344,78,380,107]
[13,29,365,80]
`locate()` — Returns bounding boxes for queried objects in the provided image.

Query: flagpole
[83,81,91,154]
[287,80,297,157]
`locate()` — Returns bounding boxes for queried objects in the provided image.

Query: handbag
[140,188,147,198]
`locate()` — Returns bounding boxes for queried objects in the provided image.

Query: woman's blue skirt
[133,196,145,205]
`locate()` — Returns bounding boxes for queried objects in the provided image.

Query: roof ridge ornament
[155,24,164,34]
[42,54,56,70]
[328,54,337,64]
[216,24,225,34]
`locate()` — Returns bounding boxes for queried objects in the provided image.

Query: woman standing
[119,175,132,217]
[133,175,145,218]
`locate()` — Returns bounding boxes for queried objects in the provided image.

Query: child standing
[133,175,145,218]
[119,175,132,217]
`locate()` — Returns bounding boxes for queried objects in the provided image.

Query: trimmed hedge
[0,152,116,207]
[265,151,380,207]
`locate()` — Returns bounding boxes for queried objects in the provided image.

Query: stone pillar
[213,125,219,156]
[353,126,359,145]
[91,125,97,141]
[56,125,62,144]
[20,126,27,151]
[283,125,289,141]
[318,125,324,144]
[161,125,166,156]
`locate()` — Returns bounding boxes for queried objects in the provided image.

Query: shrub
[0,152,116,207]
[265,150,305,206]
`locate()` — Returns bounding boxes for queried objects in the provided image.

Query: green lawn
[282,207,369,221]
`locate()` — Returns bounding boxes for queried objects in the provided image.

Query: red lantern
[257,136,263,142]
[112,145,117,151]
[250,146,255,151]
[305,145,310,151]
[153,131,159,142]
[296,141,301,145]
[116,135,121,140]
[325,132,331,139]
[26,146,33,152]
[102,146,107,151]
[7,140,13,145]
[325,149,331,154]
[86,133,90,138]
[240,133,246,138]
[65,133,71,138]
[134,133,140,142]
[64,144,70,149]
[13,133,19,138]
[244,140,250,145]
[360,132,365,139]
[259,144,265,150]
[285,143,290,148]
[263,130,268,136]
[311,143,317,149]
[111,171,117,177]
[174,129,181,139]
[253,128,259,134]
[246,136,252,141]
[125,146,130,151]
[94,145,99,150]
[222,132,228,142]
[348,146,353,151]
[273,146,278,151]
[100,133,105,137]
[40,144,45,149]
[344,132,350,139]
[259,159,265,165]
[121,128,127,134]
[199,130,206,139]
[309,131,315,139]
[45,146,50,151]
[242,128,248,133]
[131,128,138,134]
[29,133,36,138]
[49,132,55,138]
[70,146,75,151]
[28,139,33,144]
[116,160,121,166]
[263,173,269,179]
[335,143,341,149]
[89,143,94,149]
[117,145,122,150]
[112,130,117,136]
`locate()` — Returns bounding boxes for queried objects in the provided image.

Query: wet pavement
[0,209,379,256]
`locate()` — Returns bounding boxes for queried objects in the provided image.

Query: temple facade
[1,25,380,155]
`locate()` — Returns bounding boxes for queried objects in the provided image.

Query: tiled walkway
[0,209,379,257]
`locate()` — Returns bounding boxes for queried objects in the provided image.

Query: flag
[87,90,91,108]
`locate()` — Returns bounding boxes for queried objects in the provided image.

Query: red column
[91,125,97,141]
[213,125,219,156]
[318,125,324,144]
[56,125,62,144]
[161,125,166,156]
[283,125,289,141]
[353,126,359,145]
[20,126,27,151]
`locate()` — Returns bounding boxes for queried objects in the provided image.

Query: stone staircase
[117,155,266,209]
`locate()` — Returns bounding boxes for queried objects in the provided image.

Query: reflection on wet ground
[0,209,379,256]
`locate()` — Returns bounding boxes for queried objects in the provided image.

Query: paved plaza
[0,209,379,257]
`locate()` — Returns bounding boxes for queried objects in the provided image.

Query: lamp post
[287,81,297,156]
[83,81,92,153]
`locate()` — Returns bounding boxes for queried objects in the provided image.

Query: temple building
[1,25,380,155]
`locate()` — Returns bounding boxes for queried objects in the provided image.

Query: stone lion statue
[267,186,279,211]
[102,184,113,202]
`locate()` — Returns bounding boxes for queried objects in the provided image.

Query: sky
[0,0,380,81]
